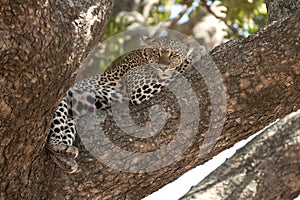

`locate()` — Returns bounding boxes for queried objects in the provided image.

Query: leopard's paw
[46,143,78,159]
[49,154,79,173]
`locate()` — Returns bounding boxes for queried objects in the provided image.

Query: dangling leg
[46,96,79,173]
[47,117,79,158]
[46,83,119,173]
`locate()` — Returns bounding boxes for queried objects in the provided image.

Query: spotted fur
[46,36,195,173]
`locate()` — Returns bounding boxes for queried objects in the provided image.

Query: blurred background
[79,0,267,79]
[104,0,267,49]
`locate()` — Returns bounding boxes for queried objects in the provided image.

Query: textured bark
[0,0,112,199]
[51,11,299,200]
[180,2,300,199]
[0,1,299,200]
[266,0,300,23]
[180,110,300,200]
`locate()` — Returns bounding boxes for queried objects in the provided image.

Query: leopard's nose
[158,65,169,72]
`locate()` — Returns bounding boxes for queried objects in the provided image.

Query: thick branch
[180,110,300,200]
[47,11,300,199]
[266,0,300,23]
[1,1,299,199]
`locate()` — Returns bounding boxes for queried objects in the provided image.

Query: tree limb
[180,110,300,200]
[49,11,300,199]
[0,1,299,199]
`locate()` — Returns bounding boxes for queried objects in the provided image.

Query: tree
[0,0,112,198]
[180,110,300,200]
[0,0,299,200]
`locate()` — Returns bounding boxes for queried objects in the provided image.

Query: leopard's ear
[186,47,194,58]
[139,35,151,47]
[138,27,162,46]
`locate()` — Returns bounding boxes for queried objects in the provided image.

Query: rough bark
[180,110,300,200]
[0,1,299,200]
[0,0,112,199]
[179,2,300,199]
[266,0,300,23]
[51,11,300,200]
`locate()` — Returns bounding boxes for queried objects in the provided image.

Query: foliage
[93,0,267,71]
[103,0,267,39]
[215,0,267,38]
[101,16,130,41]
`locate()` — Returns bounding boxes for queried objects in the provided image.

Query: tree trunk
[0,1,299,200]
[180,110,300,200]
[0,0,112,199]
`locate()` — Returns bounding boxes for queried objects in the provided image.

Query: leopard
[46,35,197,173]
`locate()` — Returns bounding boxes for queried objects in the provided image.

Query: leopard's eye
[152,48,160,57]
[142,48,155,57]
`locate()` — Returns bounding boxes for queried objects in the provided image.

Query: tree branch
[1,0,299,199]
[180,110,300,200]
[200,0,240,38]
[266,0,300,23]
[48,11,300,199]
